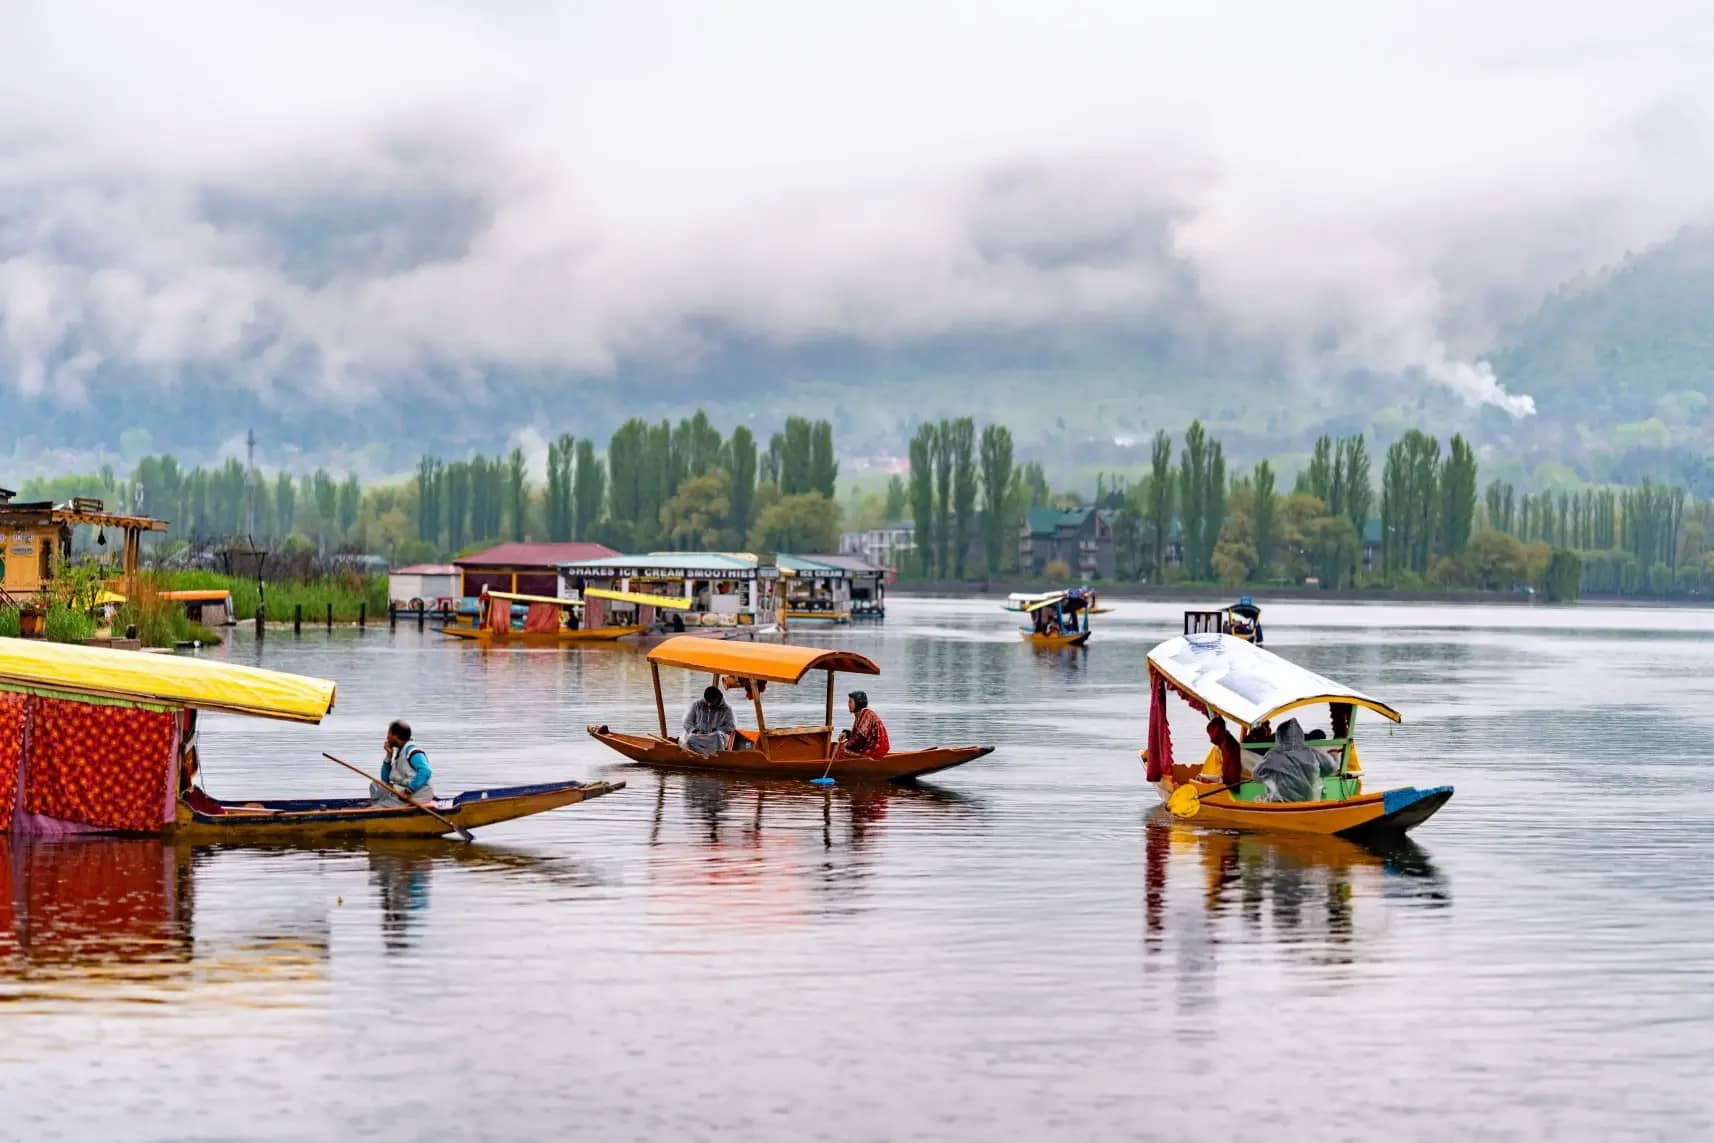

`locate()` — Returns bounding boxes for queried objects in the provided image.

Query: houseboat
[558,552,782,641]
[793,553,886,618]
[775,554,853,623]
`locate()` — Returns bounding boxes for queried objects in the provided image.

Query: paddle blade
[1165,783,1203,819]
[810,776,835,787]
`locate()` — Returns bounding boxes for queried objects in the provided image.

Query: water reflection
[0,837,613,1005]
[646,773,983,927]
[0,837,327,1007]
[1143,816,1449,965]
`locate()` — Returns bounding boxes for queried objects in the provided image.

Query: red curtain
[487,595,512,633]
[1146,669,1171,781]
[523,602,562,633]
[0,691,26,831]
[24,698,177,832]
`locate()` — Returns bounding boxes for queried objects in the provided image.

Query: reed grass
[160,570,388,623]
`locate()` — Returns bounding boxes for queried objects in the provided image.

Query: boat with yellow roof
[437,587,688,644]
[588,636,993,782]
[0,639,621,839]
[1007,587,1108,648]
[1139,631,1451,837]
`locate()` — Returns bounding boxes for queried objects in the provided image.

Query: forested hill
[1489,227,1714,492]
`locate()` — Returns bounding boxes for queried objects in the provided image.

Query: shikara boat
[588,637,993,782]
[0,639,621,840]
[1139,633,1451,837]
[438,588,688,644]
[1007,588,1107,648]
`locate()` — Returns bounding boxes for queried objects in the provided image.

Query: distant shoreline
[886,580,1714,608]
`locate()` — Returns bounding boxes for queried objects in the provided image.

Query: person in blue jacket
[372,719,436,806]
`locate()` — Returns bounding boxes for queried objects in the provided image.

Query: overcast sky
[3,0,1712,418]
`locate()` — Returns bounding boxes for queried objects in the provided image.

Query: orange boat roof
[159,590,233,602]
[645,637,879,684]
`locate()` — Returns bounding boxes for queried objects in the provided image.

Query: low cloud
[5,0,1714,421]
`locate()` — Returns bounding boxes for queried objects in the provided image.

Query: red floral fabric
[523,602,562,633]
[24,698,177,832]
[0,691,26,831]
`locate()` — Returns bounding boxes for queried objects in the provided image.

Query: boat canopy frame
[642,636,880,759]
[1146,633,1401,730]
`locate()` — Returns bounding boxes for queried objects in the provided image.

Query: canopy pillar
[651,662,668,738]
[751,687,769,759]
[824,670,835,728]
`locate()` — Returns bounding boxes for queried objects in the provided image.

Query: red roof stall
[453,542,618,599]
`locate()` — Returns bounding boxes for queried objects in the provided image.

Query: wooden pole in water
[294,604,302,634]
[359,601,366,628]
[326,602,333,630]
[650,662,668,738]
[389,602,397,630]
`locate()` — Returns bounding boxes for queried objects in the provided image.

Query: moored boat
[0,639,621,840]
[588,637,993,782]
[1139,632,1451,837]
[437,588,688,644]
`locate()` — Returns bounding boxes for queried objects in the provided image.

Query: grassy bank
[162,570,388,623]
[0,603,101,644]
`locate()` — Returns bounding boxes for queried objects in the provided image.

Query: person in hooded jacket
[1251,717,1336,802]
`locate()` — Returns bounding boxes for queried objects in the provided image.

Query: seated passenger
[682,685,736,755]
[1205,714,1242,786]
[177,729,224,816]
[1252,718,1337,802]
[832,690,890,760]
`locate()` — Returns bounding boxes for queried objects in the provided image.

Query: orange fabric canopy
[645,637,879,684]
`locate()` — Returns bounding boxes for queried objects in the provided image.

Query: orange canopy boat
[587,637,993,783]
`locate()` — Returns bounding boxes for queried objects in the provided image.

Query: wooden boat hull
[168,779,624,841]
[588,726,991,782]
[438,624,643,644]
[1151,773,1451,837]
[625,623,781,648]
[1022,629,1091,649]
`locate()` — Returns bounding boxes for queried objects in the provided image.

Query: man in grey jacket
[683,686,737,755]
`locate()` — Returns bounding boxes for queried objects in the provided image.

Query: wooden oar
[1166,779,1246,820]
[322,752,475,842]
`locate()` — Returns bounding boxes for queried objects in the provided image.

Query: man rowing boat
[833,690,890,760]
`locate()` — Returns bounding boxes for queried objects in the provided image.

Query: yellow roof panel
[645,637,879,684]
[0,639,336,723]
[584,588,692,610]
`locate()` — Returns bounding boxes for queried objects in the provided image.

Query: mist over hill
[11,225,1714,497]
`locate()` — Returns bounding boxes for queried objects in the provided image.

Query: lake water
[4,597,1713,1141]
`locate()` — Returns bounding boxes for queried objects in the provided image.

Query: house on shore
[388,564,459,609]
[839,523,915,572]
[1019,508,1116,579]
